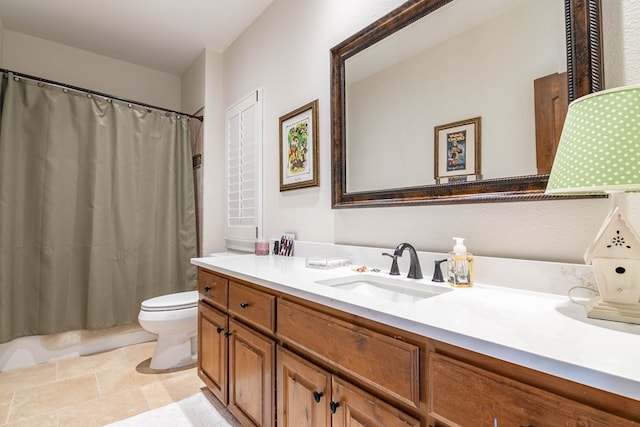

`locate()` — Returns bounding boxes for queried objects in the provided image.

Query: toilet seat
[141,290,198,312]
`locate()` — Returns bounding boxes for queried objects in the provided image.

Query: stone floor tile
[8,374,99,422]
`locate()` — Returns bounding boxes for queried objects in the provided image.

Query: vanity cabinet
[427,342,640,427]
[198,269,276,427]
[199,268,426,426]
[198,267,640,427]
[277,346,420,427]
[276,298,421,410]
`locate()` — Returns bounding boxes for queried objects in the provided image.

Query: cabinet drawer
[198,269,228,310]
[428,352,635,427]
[277,299,420,409]
[228,281,275,333]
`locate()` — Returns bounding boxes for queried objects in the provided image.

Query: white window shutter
[225,89,262,251]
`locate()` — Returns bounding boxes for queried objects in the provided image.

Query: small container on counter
[254,241,270,256]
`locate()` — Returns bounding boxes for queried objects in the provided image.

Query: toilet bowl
[138,290,199,370]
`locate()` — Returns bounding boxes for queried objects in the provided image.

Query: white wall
[180,48,226,257]
[215,0,640,263]
[181,51,206,116]
[201,50,226,256]
[2,30,182,110]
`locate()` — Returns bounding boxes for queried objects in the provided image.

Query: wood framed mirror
[331,0,603,208]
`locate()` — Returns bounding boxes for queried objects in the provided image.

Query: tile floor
[0,341,232,426]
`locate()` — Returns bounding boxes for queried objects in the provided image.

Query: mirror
[331,0,603,207]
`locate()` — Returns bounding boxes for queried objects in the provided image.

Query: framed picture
[279,99,319,191]
[434,117,482,184]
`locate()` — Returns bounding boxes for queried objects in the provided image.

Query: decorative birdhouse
[583,207,640,323]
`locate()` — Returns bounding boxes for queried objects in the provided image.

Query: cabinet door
[277,347,331,427]
[331,376,420,427]
[198,301,228,404]
[228,319,275,427]
[429,352,637,427]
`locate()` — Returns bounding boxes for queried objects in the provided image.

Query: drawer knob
[216,327,224,334]
[240,302,250,309]
[204,286,212,293]
[313,391,324,403]
[330,401,340,414]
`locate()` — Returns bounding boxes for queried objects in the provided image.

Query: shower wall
[0,326,155,372]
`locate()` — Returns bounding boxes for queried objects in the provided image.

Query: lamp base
[586,297,640,325]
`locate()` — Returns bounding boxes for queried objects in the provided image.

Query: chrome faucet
[393,243,423,279]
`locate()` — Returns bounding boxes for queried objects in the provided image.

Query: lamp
[546,86,640,324]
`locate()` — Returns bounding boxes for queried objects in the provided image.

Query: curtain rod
[0,68,204,122]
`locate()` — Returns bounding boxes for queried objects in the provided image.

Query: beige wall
[1,30,181,111]
[216,0,640,263]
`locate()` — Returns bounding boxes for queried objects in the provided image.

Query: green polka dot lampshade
[546,86,640,194]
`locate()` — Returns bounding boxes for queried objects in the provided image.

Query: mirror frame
[331,0,604,208]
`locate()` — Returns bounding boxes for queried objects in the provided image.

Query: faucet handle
[432,259,447,282]
[382,252,400,276]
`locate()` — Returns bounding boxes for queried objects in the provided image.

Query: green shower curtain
[0,74,197,343]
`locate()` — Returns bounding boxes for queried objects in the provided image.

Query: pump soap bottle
[447,237,473,288]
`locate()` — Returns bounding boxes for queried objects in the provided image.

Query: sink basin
[315,274,452,302]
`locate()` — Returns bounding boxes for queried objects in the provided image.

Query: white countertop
[192,253,640,401]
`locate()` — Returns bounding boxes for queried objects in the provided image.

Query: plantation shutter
[225,89,262,250]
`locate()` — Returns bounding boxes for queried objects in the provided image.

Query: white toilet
[138,290,199,370]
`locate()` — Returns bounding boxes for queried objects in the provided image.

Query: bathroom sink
[315,274,452,302]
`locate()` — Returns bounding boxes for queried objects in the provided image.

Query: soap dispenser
[447,237,473,288]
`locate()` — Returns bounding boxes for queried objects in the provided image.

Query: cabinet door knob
[240,302,249,309]
[330,401,340,414]
[216,327,224,334]
[204,286,212,292]
[313,391,324,403]
[224,332,232,338]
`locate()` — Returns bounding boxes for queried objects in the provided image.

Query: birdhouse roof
[584,207,640,263]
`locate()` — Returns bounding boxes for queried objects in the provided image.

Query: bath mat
[105,391,237,427]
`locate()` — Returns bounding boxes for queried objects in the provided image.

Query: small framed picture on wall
[279,99,319,191]
[434,116,482,184]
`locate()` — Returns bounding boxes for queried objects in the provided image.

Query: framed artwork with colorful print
[279,99,319,191]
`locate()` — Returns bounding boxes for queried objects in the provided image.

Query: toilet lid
[141,290,199,312]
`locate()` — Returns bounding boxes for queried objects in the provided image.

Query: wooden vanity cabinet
[276,297,425,426]
[198,269,276,427]
[277,346,420,427]
[198,267,640,427]
[427,341,640,427]
[276,298,421,410]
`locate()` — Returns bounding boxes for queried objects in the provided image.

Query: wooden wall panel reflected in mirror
[331,0,603,208]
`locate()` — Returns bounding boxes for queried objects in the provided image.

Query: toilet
[138,290,199,370]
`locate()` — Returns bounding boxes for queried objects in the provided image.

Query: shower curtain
[0,73,197,343]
